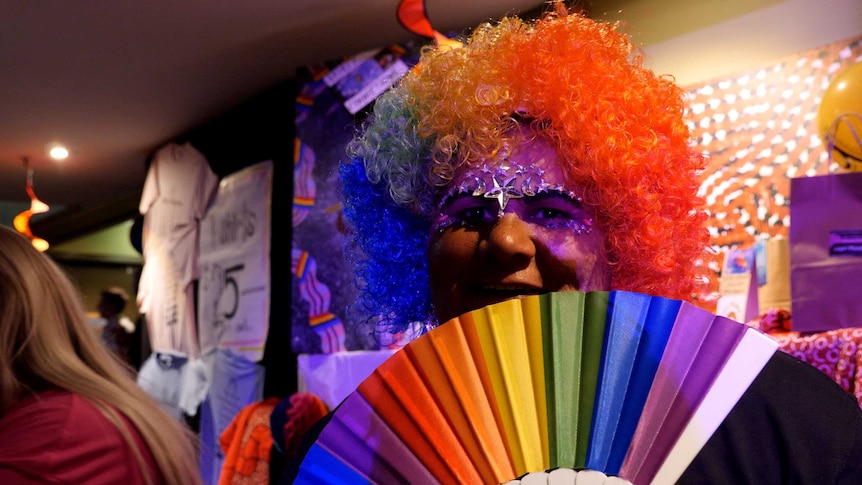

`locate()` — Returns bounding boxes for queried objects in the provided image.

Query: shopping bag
[789,172,862,332]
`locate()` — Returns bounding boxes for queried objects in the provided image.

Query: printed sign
[198,161,273,361]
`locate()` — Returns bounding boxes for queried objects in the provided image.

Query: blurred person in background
[97,286,137,369]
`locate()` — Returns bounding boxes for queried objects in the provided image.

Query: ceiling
[0,0,555,242]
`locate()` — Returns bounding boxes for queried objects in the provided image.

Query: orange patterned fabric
[753,310,862,409]
[750,308,792,334]
[218,397,280,485]
[774,328,862,408]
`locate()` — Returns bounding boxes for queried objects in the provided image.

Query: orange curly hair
[345,3,711,329]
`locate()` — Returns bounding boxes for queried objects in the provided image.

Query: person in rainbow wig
[341,4,708,340]
[321,3,862,483]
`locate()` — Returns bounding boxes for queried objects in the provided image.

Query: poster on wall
[291,42,423,354]
[198,160,273,362]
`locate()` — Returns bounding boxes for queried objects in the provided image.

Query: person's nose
[482,213,536,262]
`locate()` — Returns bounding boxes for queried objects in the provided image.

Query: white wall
[637,0,862,87]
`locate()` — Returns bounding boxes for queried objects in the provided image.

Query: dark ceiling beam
[30,189,142,245]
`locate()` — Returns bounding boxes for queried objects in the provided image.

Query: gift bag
[789,172,862,332]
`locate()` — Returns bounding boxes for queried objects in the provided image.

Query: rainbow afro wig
[340,3,710,338]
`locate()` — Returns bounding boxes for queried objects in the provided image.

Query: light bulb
[49,145,69,160]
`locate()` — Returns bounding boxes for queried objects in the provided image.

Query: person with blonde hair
[0,225,201,484]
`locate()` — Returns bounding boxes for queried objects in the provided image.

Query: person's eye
[454,205,496,227]
[434,196,498,231]
[534,207,568,221]
[524,195,591,229]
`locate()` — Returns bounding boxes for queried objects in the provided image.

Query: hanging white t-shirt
[137,142,219,357]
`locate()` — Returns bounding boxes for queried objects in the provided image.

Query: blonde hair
[0,225,200,485]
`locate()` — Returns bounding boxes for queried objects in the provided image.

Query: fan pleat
[469,298,546,475]
[539,291,584,469]
[295,291,779,485]
[591,293,682,475]
[608,294,681,470]
[358,354,474,483]
[294,444,366,484]
[618,303,761,483]
[617,301,719,480]
[521,296,549,465]
[588,291,655,471]
[412,317,516,482]
[574,291,610,467]
[647,327,777,484]
[317,392,435,483]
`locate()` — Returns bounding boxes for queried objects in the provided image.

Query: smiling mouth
[444,285,548,320]
[476,284,545,297]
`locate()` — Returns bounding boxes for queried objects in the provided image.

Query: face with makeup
[427,128,611,323]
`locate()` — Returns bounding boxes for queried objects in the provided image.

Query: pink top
[0,389,164,484]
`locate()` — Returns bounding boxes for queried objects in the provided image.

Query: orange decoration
[13,169,50,252]
[396,0,463,52]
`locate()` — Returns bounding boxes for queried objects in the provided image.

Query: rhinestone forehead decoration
[438,161,580,215]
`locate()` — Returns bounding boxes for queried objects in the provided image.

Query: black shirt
[680,351,862,484]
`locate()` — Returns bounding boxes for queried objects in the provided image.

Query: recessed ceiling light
[47,143,69,160]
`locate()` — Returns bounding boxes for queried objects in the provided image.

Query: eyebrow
[438,190,584,210]
[439,193,497,207]
[519,192,583,204]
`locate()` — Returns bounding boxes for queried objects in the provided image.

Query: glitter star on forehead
[482,171,522,214]
[437,161,579,214]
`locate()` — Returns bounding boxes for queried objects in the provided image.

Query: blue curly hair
[340,6,710,339]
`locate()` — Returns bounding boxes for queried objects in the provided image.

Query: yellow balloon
[818,61,862,170]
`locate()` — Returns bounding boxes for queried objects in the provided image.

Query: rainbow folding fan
[294,290,778,484]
